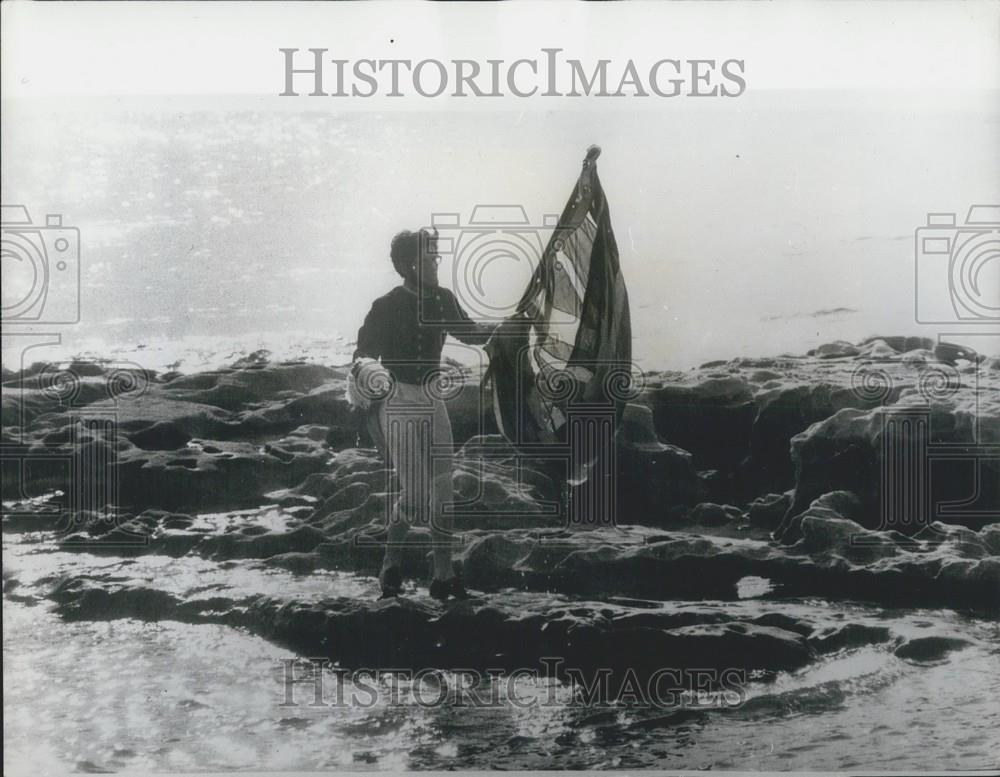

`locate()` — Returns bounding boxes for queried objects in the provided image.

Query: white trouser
[376,381,456,579]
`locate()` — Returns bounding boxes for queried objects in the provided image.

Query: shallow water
[4,524,999,773]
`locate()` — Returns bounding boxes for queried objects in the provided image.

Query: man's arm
[352,299,387,374]
[443,289,499,346]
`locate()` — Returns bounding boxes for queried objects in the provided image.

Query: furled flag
[485,146,634,485]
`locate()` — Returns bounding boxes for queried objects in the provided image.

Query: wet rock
[456,532,538,590]
[933,342,981,366]
[691,503,735,527]
[746,381,897,496]
[199,524,329,562]
[126,421,193,450]
[791,512,905,566]
[74,760,115,774]
[308,481,387,537]
[641,376,755,473]
[731,357,803,370]
[812,490,864,519]
[66,360,108,378]
[747,492,792,530]
[533,531,771,601]
[795,511,876,556]
[164,362,340,411]
[295,437,564,538]
[114,427,333,510]
[859,336,934,354]
[977,524,1000,555]
[230,349,273,369]
[51,576,185,622]
[811,341,860,359]
[658,621,814,672]
[749,370,783,383]
[614,404,698,524]
[784,390,1000,533]
[809,623,893,654]
[912,522,999,559]
[48,572,818,681]
[454,438,563,530]
[749,612,813,637]
[444,377,499,446]
[774,491,864,545]
[696,470,728,505]
[3,377,124,428]
[234,380,356,440]
[3,565,20,594]
[44,495,1000,611]
[857,339,900,360]
[1,500,71,533]
[4,362,381,509]
[9,349,1000,624]
[58,511,154,552]
[901,348,935,366]
[894,635,975,664]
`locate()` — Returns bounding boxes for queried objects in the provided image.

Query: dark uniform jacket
[353,285,493,385]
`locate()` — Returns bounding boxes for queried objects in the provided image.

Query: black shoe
[378,567,404,600]
[429,575,471,602]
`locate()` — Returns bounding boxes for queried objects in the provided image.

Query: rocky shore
[3,335,998,690]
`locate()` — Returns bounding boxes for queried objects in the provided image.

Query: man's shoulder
[368,285,461,313]
[370,285,410,308]
[432,286,460,308]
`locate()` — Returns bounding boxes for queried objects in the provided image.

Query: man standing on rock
[351,228,499,601]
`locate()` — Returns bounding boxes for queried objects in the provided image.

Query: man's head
[390,228,440,290]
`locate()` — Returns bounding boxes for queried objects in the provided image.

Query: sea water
[3,93,998,375]
[4,525,999,772]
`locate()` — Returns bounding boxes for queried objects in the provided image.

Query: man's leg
[429,396,456,581]
[379,391,419,579]
[381,497,410,577]
[380,384,458,586]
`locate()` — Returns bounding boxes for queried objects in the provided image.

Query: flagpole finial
[584,145,601,166]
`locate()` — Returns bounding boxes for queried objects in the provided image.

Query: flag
[486,146,633,464]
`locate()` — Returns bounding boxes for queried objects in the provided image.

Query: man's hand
[348,357,393,408]
[491,317,524,339]
[484,316,525,356]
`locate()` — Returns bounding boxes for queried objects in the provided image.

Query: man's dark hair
[390,228,436,276]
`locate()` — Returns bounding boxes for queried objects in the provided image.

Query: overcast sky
[3,2,999,99]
